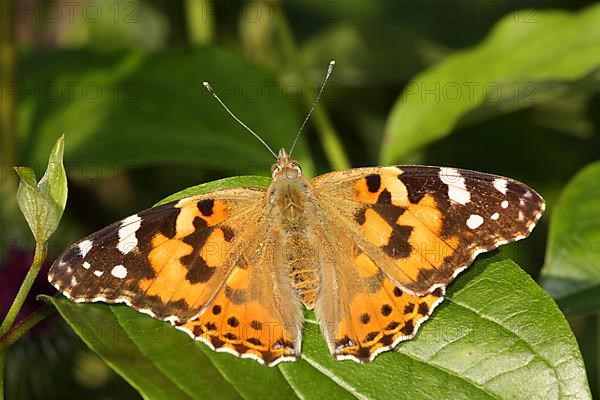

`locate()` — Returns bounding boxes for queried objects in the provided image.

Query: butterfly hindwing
[175,225,304,366]
[312,219,446,362]
[48,187,265,322]
[312,165,545,294]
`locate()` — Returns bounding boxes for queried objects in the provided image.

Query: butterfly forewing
[48,187,265,322]
[312,165,545,294]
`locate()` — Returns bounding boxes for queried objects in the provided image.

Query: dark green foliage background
[2,1,600,399]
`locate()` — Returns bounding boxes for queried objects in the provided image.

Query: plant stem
[271,5,350,170]
[0,304,55,352]
[185,0,214,46]
[0,242,48,338]
[0,0,17,166]
[0,0,18,243]
[0,351,4,400]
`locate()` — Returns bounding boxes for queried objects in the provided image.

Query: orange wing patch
[138,199,233,309]
[333,272,444,362]
[350,170,459,292]
[176,261,301,366]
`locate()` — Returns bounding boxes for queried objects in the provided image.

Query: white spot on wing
[439,167,471,205]
[491,212,500,220]
[117,214,141,254]
[82,261,91,270]
[93,270,104,277]
[78,240,93,258]
[501,200,509,209]
[466,214,484,229]
[493,178,508,195]
[111,265,128,279]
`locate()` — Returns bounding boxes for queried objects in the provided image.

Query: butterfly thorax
[268,149,320,308]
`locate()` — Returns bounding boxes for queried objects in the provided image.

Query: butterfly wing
[175,226,304,366]
[311,165,544,362]
[48,187,266,322]
[313,220,445,362]
[312,165,545,295]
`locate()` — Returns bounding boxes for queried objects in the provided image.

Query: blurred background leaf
[382,4,600,164]
[22,47,308,173]
[540,161,600,316]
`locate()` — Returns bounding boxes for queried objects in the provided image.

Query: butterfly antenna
[202,81,278,159]
[289,60,336,157]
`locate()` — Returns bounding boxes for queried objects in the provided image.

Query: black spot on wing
[354,208,367,225]
[356,347,371,362]
[261,351,277,364]
[335,336,352,349]
[381,304,392,316]
[360,313,371,324]
[381,334,393,346]
[418,302,429,315]
[365,331,379,342]
[247,337,263,346]
[401,319,414,335]
[386,321,400,330]
[181,217,210,247]
[184,256,215,283]
[198,199,215,217]
[210,336,225,348]
[274,338,295,350]
[382,225,413,259]
[179,216,215,283]
[221,226,235,242]
[250,320,263,330]
[205,322,217,331]
[365,174,381,193]
[373,189,406,226]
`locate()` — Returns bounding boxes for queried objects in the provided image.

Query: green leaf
[24,47,310,176]
[381,4,600,163]
[540,161,600,316]
[48,177,590,399]
[16,135,67,242]
[157,176,272,205]
[38,134,68,215]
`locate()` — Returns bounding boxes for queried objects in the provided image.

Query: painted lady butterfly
[48,62,545,366]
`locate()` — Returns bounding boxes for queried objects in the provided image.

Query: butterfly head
[271,148,302,180]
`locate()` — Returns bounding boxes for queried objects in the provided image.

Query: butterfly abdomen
[283,228,320,309]
[268,172,321,309]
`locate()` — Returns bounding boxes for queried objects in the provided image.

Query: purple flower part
[0,246,54,328]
